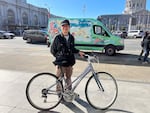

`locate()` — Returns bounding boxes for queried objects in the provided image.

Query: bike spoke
[26,73,63,110]
[85,72,118,110]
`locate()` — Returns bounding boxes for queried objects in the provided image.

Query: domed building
[124,0,146,14]
[98,0,150,31]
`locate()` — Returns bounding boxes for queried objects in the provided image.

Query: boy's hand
[79,51,85,58]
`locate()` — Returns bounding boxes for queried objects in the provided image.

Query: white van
[127,30,144,38]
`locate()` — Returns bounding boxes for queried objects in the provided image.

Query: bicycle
[26,54,118,111]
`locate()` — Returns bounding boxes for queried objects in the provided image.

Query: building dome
[124,0,146,14]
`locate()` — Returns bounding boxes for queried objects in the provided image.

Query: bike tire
[26,73,63,111]
[85,72,118,110]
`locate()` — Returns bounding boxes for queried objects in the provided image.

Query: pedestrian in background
[142,34,150,64]
[138,31,149,61]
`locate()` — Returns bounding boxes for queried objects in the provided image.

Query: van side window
[94,25,109,37]
[94,26,102,35]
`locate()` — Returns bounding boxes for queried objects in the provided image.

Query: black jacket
[50,33,79,66]
[143,36,150,50]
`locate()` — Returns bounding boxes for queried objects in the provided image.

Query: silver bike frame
[63,55,100,92]
[47,55,102,93]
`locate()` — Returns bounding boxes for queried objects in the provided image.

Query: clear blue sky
[27,0,150,18]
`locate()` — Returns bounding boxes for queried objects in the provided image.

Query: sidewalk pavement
[0,69,150,113]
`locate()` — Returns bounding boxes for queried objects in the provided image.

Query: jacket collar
[61,32,71,37]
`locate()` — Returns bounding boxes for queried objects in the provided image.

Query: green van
[47,18,124,56]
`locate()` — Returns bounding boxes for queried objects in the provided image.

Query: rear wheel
[26,73,63,110]
[7,35,11,39]
[105,46,116,56]
[133,35,137,39]
[47,41,50,47]
[27,38,32,43]
[23,37,26,40]
[11,36,14,39]
[3,36,6,39]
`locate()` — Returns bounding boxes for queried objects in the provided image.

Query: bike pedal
[42,95,47,98]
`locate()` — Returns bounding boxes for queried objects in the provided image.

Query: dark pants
[143,49,150,62]
[139,49,144,59]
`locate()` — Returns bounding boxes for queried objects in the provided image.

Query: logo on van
[94,38,104,44]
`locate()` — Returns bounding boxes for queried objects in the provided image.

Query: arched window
[42,14,45,24]
[7,9,15,24]
[22,12,28,25]
[34,15,38,25]
[141,3,143,8]
[129,1,131,8]
[132,3,135,8]
[137,3,139,8]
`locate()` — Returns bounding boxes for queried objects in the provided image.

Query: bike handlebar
[83,54,99,63]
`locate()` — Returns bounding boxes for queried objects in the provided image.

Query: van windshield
[101,23,112,36]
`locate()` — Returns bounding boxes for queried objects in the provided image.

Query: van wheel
[27,38,32,43]
[8,36,11,39]
[3,36,6,39]
[105,46,116,56]
[47,42,50,47]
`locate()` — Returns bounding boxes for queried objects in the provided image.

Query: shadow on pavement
[38,110,60,113]
[75,52,150,67]
[26,42,47,45]
[107,109,134,113]
[64,98,133,113]
[38,98,133,113]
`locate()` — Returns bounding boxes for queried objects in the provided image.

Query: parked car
[112,31,127,38]
[127,30,144,38]
[0,30,15,39]
[112,31,122,37]
[23,30,48,43]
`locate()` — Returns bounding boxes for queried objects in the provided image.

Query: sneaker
[142,61,148,64]
[146,60,149,62]
[74,92,80,99]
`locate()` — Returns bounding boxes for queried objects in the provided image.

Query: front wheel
[26,73,63,111]
[105,46,116,56]
[85,72,118,110]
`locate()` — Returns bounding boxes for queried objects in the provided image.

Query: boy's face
[61,24,70,35]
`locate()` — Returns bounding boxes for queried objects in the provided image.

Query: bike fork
[93,74,104,92]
